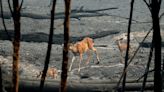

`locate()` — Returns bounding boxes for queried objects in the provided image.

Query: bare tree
[122,0,134,91]
[60,0,71,92]
[0,0,5,91]
[151,0,162,92]
[39,0,57,92]
[11,0,21,92]
[0,0,12,41]
[142,0,162,91]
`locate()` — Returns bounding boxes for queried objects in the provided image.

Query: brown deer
[116,38,131,63]
[37,67,58,79]
[68,37,100,72]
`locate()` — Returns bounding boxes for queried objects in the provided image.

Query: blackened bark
[115,27,152,92]
[122,0,134,91]
[39,0,56,92]
[0,0,5,91]
[60,0,71,92]
[12,0,21,92]
[0,65,2,92]
[151,0,162,92]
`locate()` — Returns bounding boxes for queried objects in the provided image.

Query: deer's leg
[86,50,91,65]
[69,56,75,71]
[92,47,100,64]
[120,51,124,63]
[78,53,83,72]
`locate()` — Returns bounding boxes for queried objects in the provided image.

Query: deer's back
[82,37,94,49]
[76,41,89,53]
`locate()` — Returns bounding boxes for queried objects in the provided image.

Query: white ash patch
[0,55,42,79]
[20,61,41,78]
[0,56,13,76]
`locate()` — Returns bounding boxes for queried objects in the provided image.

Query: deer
[37,67,58,79]
[68,37,100,72]
[116,38,132,63]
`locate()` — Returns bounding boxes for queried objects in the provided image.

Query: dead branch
[136,69,154,82]
[143,0,151,11]
[0,0,12,41]
[8,0,13,14]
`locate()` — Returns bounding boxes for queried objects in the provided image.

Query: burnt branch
[18,0,24,12]
[8,0,13,14]
[0,0,12,41]
[12,0,21,92]
[143,0,151,10]
[115,21,153,92]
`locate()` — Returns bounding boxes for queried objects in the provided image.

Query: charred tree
[39,0,57,92]
[151,0,162,92]
[60,0,71,92]
[0,0,12,41]
[122,0,134,91]
[12,0,21,92]
[0,0,4,91]
[0,62,2,92]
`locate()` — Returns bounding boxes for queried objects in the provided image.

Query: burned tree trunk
[122,0,134,91]
[0,0,3,91]
[12,0,21,92]
[60,0,71,92]
[151,0,162,92]
[39,0,57,92]
[0,63,2,92]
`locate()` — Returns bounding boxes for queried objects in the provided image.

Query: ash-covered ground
[0,0,164,91]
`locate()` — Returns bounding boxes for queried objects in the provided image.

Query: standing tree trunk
[151,0,162,92]
[122,0,134,91]
[60,0,71,92]
[12,0,21,92]
[0,62,2,92]
[39,0,56,92]
[0,0,4,91]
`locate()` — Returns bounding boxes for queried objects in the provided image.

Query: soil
[0,0,164,92]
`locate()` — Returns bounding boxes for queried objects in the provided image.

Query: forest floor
[0,0,164,92]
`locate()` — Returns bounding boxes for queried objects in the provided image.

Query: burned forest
[0,0,164,92]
